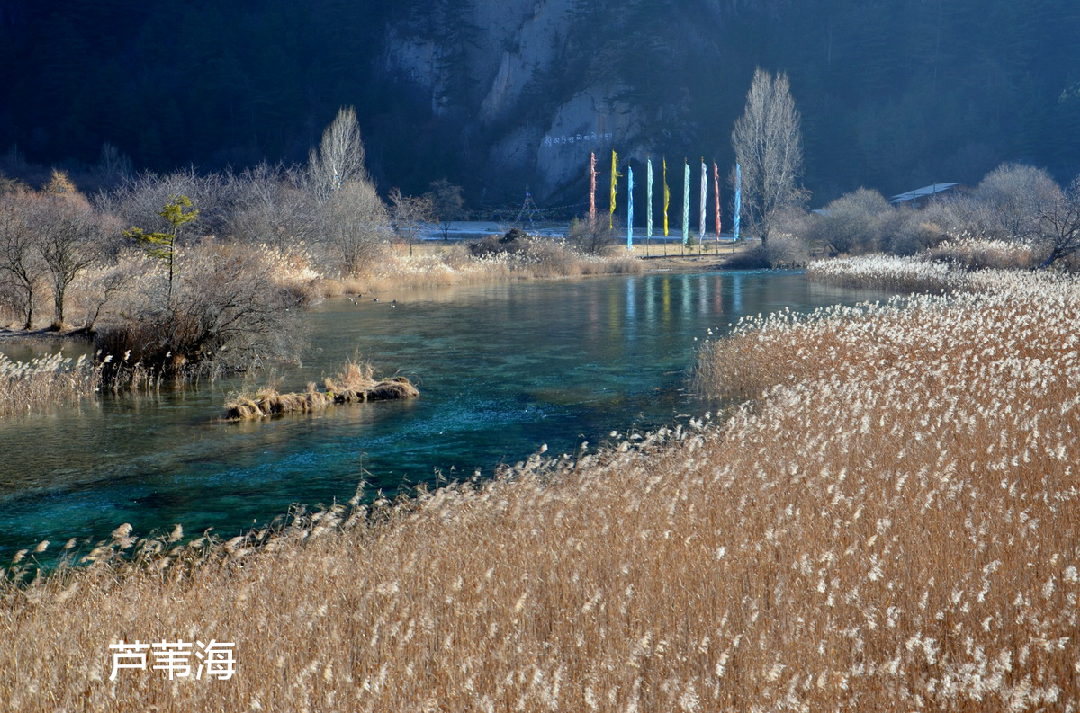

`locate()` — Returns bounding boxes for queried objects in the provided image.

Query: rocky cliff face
[381,0,723,203]
[384,0,576,121]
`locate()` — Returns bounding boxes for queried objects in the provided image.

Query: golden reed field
[2,254,1078,711]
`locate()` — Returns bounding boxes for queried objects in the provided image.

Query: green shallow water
[0,271,892,556]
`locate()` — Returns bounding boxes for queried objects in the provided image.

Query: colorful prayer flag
[713,161,721,239]
[734,163,742,242]
[699,159,707,243]
[589,152,597,221]
[682,159,690,247]
[609,150,618,230]
[646,157,653,240]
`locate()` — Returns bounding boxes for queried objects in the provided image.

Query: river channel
[0,271,892,556]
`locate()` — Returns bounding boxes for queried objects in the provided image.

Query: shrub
[961,163,1060,242]
[567,214,615,254]
[467,227,531,258]
[810,188,893,255]
[319,180,392,276]
[222,163,322,250]
[94,241,307,377]
[722,244,771,269]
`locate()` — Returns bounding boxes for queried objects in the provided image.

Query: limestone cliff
[381,0,728,203]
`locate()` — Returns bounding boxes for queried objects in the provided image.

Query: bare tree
[732,68,805,251]
[567,213,615,254]
[37,181,103,330]
[95,241,306,375]
[99,169,221,241]
[1036,176,1080,269]
[94,142,133,188]
[389,188,434,255]
[225,163,322,249]
[82,261,133,333]
[426,179,465,240]
[323,180,391,275]
[307,106,368,202]
[0,190,47,329]
[0,175,29,194]
[963,163,1061,242]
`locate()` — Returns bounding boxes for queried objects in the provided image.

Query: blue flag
[682,160,690,247]
[734,163,742,242]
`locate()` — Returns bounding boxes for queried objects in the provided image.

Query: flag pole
[662,156,670,256]
[609,149,618,230]
[682,159,690,253]
[713,160,721,254]
[699,158,707,256]
[646,156,653,258]
[589,152,597,222]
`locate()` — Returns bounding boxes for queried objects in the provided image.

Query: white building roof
[890,183,959,204]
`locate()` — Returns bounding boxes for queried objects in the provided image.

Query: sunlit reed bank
[318,241,645,297]
[2,258,1078,711]
[0,352,99,416]
[803,242,1042,293]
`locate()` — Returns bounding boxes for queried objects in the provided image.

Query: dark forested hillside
[0,0,395,175]
[2,0,1079,205]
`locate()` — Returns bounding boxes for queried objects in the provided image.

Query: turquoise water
[0,271,892,556]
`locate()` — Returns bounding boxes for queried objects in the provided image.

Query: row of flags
[590,151,742,248]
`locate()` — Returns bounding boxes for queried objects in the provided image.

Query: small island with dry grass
[221,360,418,421]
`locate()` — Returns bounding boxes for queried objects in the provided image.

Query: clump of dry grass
[805,249,1046,294]
[222,360,418,421]
[3,259,1077,711]
[806,253,963,293]
[928,237,1035,271]
[0,352,100,416]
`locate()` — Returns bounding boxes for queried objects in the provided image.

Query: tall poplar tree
[732,68,805,251]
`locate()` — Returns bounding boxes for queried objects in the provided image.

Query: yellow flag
[609,149,618,229]
[662,156,670,237]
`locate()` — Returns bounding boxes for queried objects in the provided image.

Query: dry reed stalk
[3,259,1077,711]
[0,352,100,416]
[928,237,1035,271]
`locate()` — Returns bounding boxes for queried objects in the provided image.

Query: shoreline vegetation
[0,240,648,414]
[3,254,1077,710]
[0,239,720,417]
[0,352,99,417]
[0,109,664,392]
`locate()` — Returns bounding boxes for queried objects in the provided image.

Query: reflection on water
[0,271,893,555]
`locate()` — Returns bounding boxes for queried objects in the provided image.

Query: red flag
[713,161,721,239]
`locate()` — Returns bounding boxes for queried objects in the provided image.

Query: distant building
[889,183,960,208]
